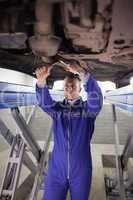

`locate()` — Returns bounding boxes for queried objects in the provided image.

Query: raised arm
[35,66,57,117]
[83,74,103,117]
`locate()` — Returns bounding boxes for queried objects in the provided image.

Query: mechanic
[35,63,103,200]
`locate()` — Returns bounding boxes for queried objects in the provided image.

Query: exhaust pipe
[29,0,61,59]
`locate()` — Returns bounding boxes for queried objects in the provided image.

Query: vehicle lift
[0,107,52,200]
[104,105,133,200]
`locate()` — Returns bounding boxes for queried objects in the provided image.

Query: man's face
[64,78,81,100]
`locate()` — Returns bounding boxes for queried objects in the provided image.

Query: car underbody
[0,0,133,87]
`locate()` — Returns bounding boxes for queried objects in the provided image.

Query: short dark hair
[65,73,81,82]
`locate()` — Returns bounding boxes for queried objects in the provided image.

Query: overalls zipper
[67,106,71,180]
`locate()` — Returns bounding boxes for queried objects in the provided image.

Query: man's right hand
[35,66,53,88]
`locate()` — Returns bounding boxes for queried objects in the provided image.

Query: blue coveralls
[36,75,103,200]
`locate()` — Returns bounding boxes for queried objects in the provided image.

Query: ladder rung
[1,190,13,196]
[8,157,20,163]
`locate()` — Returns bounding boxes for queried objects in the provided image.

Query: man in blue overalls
[36,63,103,200]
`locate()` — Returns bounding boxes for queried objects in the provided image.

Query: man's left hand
[64,63,85,74]
[61,61,90,80]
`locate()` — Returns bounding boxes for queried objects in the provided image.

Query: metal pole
[112,104,126,200]
[29,128,52,200]
[121,126,133,168]
[0,118,37,174]
[0,135,26,200]
[11,108,41,161]
[26,106,37,125]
